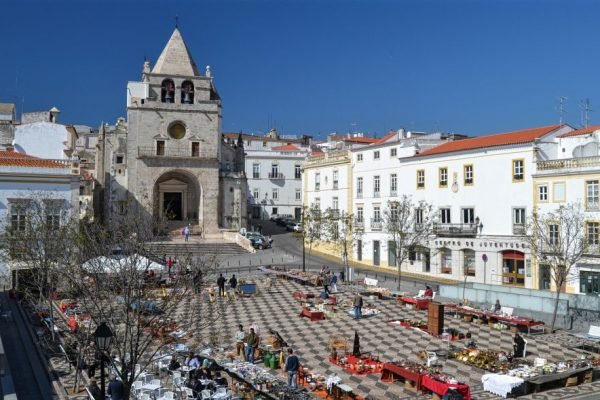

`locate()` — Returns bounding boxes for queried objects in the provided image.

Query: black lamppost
[302,208,306,272]
[94,322,113,397]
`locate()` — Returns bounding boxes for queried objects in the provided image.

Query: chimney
[49,107,60,123]
[398,128,405,139]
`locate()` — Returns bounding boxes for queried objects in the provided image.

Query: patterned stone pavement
[48,274,600,399]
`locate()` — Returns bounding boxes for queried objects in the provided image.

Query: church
[95,28,247,235]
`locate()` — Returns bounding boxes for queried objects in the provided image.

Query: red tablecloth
[293,292,315,299]
[330,354,383,375]
[398,297,431,310]
[446,304,544,331]
[421,375,471,400]
[299,309,324,321]
[381,363,422,389]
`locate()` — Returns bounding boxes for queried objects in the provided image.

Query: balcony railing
[333,182,339,189]
[315,184,320,191]
[356,192,363,199]
[328,209,340,218]
[268,172,285,180]
[537,155,600,171]
[354,219,364,228]
[138,146,215,159]
[390,190,398,197]
[587,201,599,211]
[512,224,526,235]
[373,191,381,198]
[371,219,382,230]
[433,223,478,237]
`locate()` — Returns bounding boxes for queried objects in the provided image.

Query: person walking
[84,341,98,378]
[87,379,102,400]
[331,273,338,293]
[184,225,190,242]
[339,270,345,283]
[353,293,363,320]
[217,274,226,297]
[107,375,124,400]
[229,274,238,290]
[323,273,331,294]
[284,348,300,389]
[167,256,173,275]
[245,328,258,363]
[235,324,246,359]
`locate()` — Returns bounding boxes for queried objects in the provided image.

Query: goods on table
[328,334,348,353]
[452,349,531,373]
[330,354,383,375]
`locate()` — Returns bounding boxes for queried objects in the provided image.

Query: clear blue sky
[1,0,599,139]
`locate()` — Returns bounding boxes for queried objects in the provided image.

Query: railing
[390,190,397,197]
[433,223,478,237]
[315,184,320,191]
[373,191,381,198]
[328,209,340,219]
[333,182,339,189]
[512,224,526,235]
[537,156,600,171]
[354,220,364,228]
[371,219,382,230]
[587,202,599,211]
[268,172,285,180]
[137,146,215,159]
[356,192,363,199]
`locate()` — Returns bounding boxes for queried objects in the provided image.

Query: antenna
[580,98,593,128]
[557,96,567,125]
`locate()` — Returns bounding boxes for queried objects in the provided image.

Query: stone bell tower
[124,28,223,234]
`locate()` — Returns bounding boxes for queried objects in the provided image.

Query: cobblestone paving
[47,275,599,399]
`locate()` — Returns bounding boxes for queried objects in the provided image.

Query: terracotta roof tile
[271,144,303,151]
[416,125,563,157]
[0,151,69,168]
[375,131,397,144]
[557,124,600,138]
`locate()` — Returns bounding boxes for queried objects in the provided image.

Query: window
[357,240,363,261]
[168,121,186,139]
[580,270,600,294]
[513,207,526,234]
[502,251,525,286]
[357,153,363,162]
[333,170,339,189]
[191,142,199,157]
[586,180,599,210]
[315,173,321,191]
[272,207,278,216]
[161,79,175,103]
[388,241,397,266]
[253,189,259,200]
[390,148,397,157]
[373,206,381,222]
[440,208,451,224]
[464,165,473,185]
[415,208,423,225]
[373,176,380,197]
[441,248,452,274]
[374,151,380,160]
[295,165,301,179]
[46,205,61,230]
[252,164,260,179]
[270,164,279,179]
[538,184,548,202]
[332,197,339,214]
[314,198,321,209]
[439,167,448,188]
[463,249,476,276]
[356,177,363,198]
[553,182,566,202]
[116,155,124,164]
[295,189,301,201]
[587,222,599,245]
[513,159,524,181]
[390,174,397,195]
[272,189,279,200]
[10,203,27,231]
[548,223,559,245]
[389,203,398,221]
[156,140,165,156]
[262,141,267,147]
[462,208,474,224]
[417,170,425,189]
[356,207,364,223]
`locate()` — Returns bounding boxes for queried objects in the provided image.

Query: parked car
[249,236,271,250]
[292,223,303,233]
[276,215,294,226]
[269,214,280,221]
[285,221,301,231]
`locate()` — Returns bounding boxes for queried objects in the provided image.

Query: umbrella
[353,330,360,357]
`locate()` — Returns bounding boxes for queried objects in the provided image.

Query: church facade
[96,29,247,234]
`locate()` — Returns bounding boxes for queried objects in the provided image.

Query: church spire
[151,28,200,76]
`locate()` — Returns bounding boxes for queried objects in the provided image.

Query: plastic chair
[183,387,195,399]
[157,391,175,400]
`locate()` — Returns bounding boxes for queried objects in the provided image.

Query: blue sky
[1,0,599,139]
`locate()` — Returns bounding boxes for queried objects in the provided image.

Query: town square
[1,1,600,400]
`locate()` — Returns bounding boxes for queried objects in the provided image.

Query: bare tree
[383,196,436,290]
[529,203,590,332]
[301,203,323,269]
[321,209,361,280]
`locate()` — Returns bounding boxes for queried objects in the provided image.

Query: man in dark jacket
[284,348,300,389]
[229,274,238,290]
[107,375,124,400]
[217,274,226,297]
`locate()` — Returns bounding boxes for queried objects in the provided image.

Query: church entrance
[163,192,183,220]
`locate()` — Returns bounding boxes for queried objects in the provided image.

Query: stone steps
[144,241,249,258]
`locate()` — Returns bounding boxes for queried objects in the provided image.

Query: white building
[225,129,311,221]
[376,124,571,289]
[13,118,77,160]
[534,124,600,294]
[0,150,80,287]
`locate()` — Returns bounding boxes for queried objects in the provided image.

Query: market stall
[329,354,383,375]
[421,374,471,400]
[446,304,544,334]
[380,361,423,393]
[299,308,325,321]
[398,296,431,310]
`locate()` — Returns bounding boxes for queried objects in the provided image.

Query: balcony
[587,201,599,211]
[315,184,321,191]
[354,219,364,229]
[373,191,381,198]
[371,219,382,230]
[356,192,363,199]
[137,146,215,159]
[537,156,600,172]
[329,209,340,219]
[512,224,526,235]
[268,172,285,180]
[333,182,339,189]
[390,190,397,197]
[433,223,478,237]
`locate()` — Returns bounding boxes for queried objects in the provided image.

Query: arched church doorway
[153,170,201,223]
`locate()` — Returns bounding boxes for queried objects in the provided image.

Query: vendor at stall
[464,332,477,349]
[513,333,525,358]
[185,351,200,369]
[493,299,502,313]
[235,324,246,360]
[423,286,433,298]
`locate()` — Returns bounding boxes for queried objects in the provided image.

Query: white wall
[13,122,71,159]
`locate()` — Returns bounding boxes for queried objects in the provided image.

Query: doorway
[373,241,380,266]
[163,192,182,220]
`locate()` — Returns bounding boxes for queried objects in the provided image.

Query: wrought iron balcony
[333,182,339,189]
[356,192,363,199]
[328,209,340,219]
[354,219,364,228]
[315,183,321,191]
[137,146,215,159]
[371,219,382,230]
[390,190,398,197]
[433,223,478,237]
[373,191,381,198]
[512,224,526,235]
[268,172,285,180]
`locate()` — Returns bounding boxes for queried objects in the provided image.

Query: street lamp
[302,208,306,272]
[94,322,113,397]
